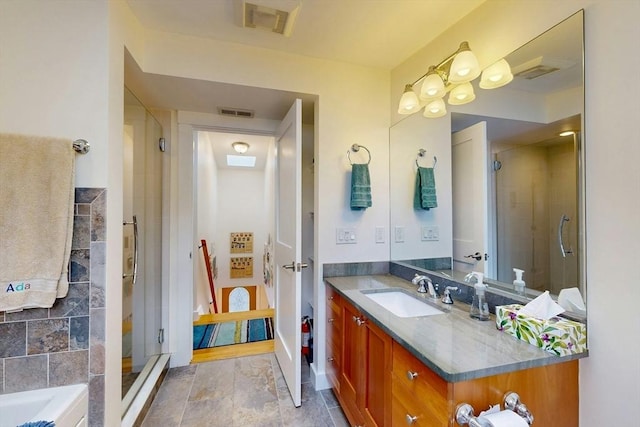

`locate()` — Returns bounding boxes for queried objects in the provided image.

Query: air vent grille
[217,107,255,118]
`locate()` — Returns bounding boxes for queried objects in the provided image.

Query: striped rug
[193,317,274,350]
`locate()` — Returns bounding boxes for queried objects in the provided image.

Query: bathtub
[0,383,88,427]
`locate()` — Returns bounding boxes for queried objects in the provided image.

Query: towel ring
[416,148,437,169]
[347,144,371,165]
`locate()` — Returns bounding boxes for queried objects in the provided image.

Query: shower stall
[494,132,580,294]
[121,87,167,422]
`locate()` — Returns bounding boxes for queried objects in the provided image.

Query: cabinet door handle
[356,317,366,326]
[328,318,335,323]
[327,357,334,362]
[405,414,418,425]
[406,370,419,381]
[328,296,334,301]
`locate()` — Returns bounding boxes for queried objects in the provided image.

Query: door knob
[282,261,296,270]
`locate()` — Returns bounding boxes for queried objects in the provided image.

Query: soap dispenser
[513,268,526,296]
[469,272,490,321]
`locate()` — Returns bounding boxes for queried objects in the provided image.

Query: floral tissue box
[495,304,587,356]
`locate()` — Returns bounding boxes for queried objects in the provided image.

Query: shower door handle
[123,215,139,286]
[558,214,573,257]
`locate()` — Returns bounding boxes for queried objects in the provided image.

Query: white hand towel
[0,133,75,311]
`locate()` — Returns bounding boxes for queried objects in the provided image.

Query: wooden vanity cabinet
[326,286,342,392]
[325,286,579,427]
[329,288,391,427]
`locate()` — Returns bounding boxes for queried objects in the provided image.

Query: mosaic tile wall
[0,188,106,426]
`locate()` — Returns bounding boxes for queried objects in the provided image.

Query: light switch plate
[394,226,405,243]
[336,227,357,244]
[375,226,385,243]
[421,225,439,241]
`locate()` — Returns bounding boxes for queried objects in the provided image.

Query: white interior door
[452,121,491,274]
[274,99,303,407]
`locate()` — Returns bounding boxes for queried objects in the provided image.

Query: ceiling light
[397,41,512,119]
[480,59,513,89]
[559,130,576,137]
[232,141,250,154]
[398,84,422,115]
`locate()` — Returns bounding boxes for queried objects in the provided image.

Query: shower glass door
[494,133,579,294]
[122,87,163,400]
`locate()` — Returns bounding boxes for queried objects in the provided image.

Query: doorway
[192,130,277,363]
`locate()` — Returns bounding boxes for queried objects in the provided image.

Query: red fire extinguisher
[301,316,310,355]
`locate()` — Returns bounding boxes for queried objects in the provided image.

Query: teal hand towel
[350,163,372,210]
[414,167,437,210]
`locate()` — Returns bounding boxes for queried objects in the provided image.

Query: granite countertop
[325,274,588,383]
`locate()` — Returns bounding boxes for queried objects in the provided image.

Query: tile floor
[141,353,349,426]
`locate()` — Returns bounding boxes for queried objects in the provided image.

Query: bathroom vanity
[325,275,586,426]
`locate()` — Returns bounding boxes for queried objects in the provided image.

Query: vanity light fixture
[232,141,250,154]
[480,58,514,89]
[423,98,447,118]
[398,84,422,114]
[398,41,512,118]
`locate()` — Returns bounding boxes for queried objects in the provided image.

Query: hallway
[142,353,348,426]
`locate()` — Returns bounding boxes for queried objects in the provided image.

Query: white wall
[195,131,219,314]
[391,1,640,425]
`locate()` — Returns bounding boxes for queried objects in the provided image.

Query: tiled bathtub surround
[0,188,106,426]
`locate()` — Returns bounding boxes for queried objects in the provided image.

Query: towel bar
[73,139,90,154]
[347,143,371,165]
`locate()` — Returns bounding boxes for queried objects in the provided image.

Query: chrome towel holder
[73,139,90,154]
[347,143,371,165]
[416,148,437,168]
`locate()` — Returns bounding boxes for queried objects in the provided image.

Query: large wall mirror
[390,11,585,315]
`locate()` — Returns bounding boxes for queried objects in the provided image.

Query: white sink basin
[362,290,444,318]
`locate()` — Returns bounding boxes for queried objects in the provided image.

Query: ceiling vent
[235,1,301,37]
[217,107,255,118]
[512,56,574,80]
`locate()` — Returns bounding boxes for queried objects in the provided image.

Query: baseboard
[310,362,332,390]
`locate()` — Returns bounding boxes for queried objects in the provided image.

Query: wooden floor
[191,308,275,364]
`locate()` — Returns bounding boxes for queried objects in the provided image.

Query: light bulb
[448,82,476,105]
[480,59,513,89]
[398,84,422,114]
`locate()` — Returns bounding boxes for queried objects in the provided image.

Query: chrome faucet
[412,274,431,294]
[412,274,438,298]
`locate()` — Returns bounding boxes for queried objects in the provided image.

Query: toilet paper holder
[455,392,534,426]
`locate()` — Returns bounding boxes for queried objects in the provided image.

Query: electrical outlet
[394,226,405,243]
[375,226,385,243]
[421,225,440,241]
[336,227,357,244]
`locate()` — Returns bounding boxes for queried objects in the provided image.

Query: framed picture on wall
[230,232,254,253]
[230,256,253,278]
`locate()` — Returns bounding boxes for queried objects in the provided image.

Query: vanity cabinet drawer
[326,285,342,391]
[326,339,341,390]
[392,342,448,426]
[392,380,448,427]
[392,342,447,398]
